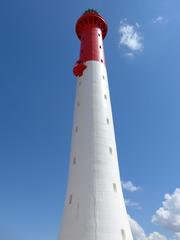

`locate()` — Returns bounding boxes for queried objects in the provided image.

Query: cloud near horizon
[152,188,180,238]
[129,188,180,240]
[129,215,167,240]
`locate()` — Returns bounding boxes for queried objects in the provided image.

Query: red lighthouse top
[75,9,108,40]
[73,9,108,77]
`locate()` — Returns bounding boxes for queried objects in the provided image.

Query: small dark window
[98,33,101,37]
[99,45,102,49]
[69,194,72,204]
[73,156,76,164]
[106,118,109,124]
[101,59,103,63]
[102,75,105,80]
[121,229,126,240]
[109,147,112,154]
[104,94,107,100]
[113,183,117,192]
[75,126,78,133]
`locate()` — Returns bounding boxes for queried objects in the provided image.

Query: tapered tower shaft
[60,10,133,240]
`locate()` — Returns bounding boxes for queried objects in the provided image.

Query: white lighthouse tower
[60,9,133,240]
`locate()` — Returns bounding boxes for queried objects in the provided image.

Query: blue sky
[0,0,180,239]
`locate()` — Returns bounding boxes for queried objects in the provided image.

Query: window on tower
[75,126,78,133]
[109,147,112,154]
[121,229,126,240]
[113,183,117,192]
[69,194,72,204]
[73,156,76,164]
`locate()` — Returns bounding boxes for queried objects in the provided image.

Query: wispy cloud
[175,232,180,240]
[129,215,146,240]
[174,232,180,240]
[129,215,167,240]
[153,16,166,24]
[119,20,144,57]
[125,199,142,210]
[122,180,142,192]
[125,52,134,59]
[129,188,180,240]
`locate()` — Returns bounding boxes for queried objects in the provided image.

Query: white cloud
[122,180,142,192]
[147,232,167,240]
[152,188,180,233]
[125,199,142,210]
[129,215,167,240]
[125,52,134,59]
[129,215,146,240]
[175,232,180,240]
[135,22,140,28]
[128,188,180,240]
[153,16,166,24]
[119,20,143,54]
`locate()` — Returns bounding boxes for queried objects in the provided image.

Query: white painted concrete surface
[59,61,133,240]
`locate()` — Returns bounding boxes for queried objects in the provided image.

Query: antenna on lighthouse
[59,10,133,240]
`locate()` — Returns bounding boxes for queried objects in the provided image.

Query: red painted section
[73,61,87,77]
[79,27,105,63]
[73,12,108,76]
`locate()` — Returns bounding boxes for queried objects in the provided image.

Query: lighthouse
[60,9,133,240]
